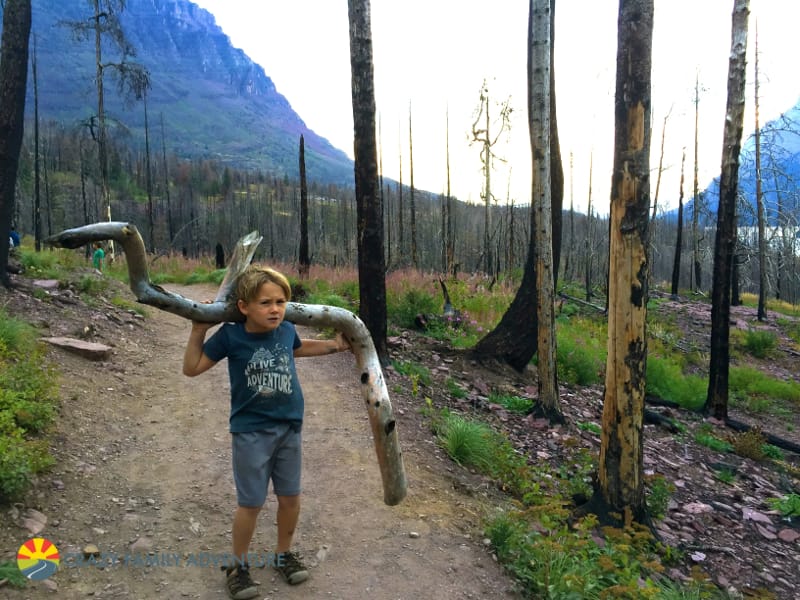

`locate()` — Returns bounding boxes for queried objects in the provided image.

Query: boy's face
[238,281,287,334]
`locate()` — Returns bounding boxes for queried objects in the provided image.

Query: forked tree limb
[46,222,407,506]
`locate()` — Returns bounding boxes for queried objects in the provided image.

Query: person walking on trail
[92,242,105,272]
[182,264,352,600]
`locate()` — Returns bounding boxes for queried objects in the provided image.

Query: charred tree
[595,0,654,524]
[706,0,750,420]
[470,0,563,373]
[299,134,310,279]
[408,106,418,269]
[549,0,564,287]
[529,0,561,421]
[62,0,150,258]
[691,75,703,292]
[32,33,42,251]
[0,0,31,286]
[753,25,767,321]
[671,149,686,298]
[348,0,388,364]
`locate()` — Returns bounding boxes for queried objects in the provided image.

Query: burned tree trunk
[670,149,686,298]
[596,0,653,524]
[0,0,32,287]
[705,0,750,420]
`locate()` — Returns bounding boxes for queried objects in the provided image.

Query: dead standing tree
[348,0,389,365]
[470,0,563,375]
[0,0,31,287]
[594,0,654,525]
[61,0,150,258]
[299,134,310,279]
[705,0,750,421]
[529,0,561,421]
[470,79,512,277]
[46,222,407,506]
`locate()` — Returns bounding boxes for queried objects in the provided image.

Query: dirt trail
[1,284,517,599]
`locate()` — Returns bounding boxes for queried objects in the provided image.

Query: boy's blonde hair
[236,264,292,303]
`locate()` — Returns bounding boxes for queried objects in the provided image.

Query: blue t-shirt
[203,321,303,433]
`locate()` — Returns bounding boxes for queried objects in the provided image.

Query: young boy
[183,265,350,599]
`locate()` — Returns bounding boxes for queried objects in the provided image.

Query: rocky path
[1,284,517,599]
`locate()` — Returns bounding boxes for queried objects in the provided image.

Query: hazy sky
[192,0,799,214]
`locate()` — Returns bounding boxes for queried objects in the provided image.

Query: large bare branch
[46,222,407,506]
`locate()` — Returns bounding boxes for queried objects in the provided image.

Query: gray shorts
[231,423,302,507]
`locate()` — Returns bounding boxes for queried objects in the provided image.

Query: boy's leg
[271,427,307,584]
[232,505,261,559]
[275,495,300,553]
[228,430,272,600]
[273,494,308,585]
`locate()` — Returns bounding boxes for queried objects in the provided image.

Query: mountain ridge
[17,0,354,185]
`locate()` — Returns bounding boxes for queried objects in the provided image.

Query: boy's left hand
[335,332,352,353]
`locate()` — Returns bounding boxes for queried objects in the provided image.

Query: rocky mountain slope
[13,0,353,184]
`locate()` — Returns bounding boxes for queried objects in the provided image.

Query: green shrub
[556,318,605,386]
[184,268,226,286]
[0,310,38,355]
[0,559,28,588]
[761,444,784,460]
[483,509,727,599]
[305,292,355,311]
[740,329,777,359]
[730,366,800,407]
[577,421,602,435]
[646,474,675,520]
[778,317,800,345]
[694,432,733,453]
[19,246,68,278]
[489,392,533,414]
[437,414,495,470]
[485,513,525,561]
[646,356,706,410]
[110,296,149,316]
[445,378,467,399]
[714,467,736,484]
[766,493,800,517]
[75,274,111,297]
[0,313,58,501]
[388,288,438,329]
[729,428,766,460]
[391,360,432,387]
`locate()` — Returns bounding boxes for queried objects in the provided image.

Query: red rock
[777,528,800,543]
[42,337,112,360]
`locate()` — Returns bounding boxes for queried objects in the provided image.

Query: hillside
[12,0,354,185]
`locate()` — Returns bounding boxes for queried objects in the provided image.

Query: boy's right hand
[191,321,215,334]
[190,300,216,333]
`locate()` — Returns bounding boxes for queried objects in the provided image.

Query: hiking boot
[274,551,309,585]
[224,565,258,600]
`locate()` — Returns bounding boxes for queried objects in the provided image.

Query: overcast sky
[192,0,800,214]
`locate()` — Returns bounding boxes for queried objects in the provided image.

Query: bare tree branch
[46,222,408,505]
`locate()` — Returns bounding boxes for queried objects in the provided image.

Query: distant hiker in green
[92,242,105,272]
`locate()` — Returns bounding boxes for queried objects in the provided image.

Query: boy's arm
[183,322,218,376]
[294,332,351,358]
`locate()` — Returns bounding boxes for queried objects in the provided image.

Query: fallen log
[724,418,800,456]
[645,393,800,457]
[557,292,606,314]
[46,222,407,506]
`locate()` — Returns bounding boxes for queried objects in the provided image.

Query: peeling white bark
[47,222,407,505]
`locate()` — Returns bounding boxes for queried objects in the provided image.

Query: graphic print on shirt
[244,343,293,401]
